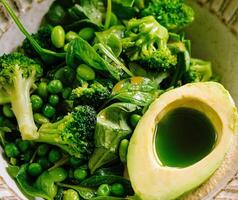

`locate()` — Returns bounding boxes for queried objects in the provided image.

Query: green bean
[63,189,80,200]
[76,64,95,81]
[119,139,129,164]
[66,31,79,42]
[34,113,49,125]
[78,27,95,42]
[3,104,14,118]
[5,143,20,158]
[51,25,65,48]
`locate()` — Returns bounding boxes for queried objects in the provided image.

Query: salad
[0,0,235,200]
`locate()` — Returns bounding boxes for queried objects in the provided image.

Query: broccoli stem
[9,68,38,140]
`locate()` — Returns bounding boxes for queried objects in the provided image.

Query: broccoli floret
[0,53,43,140]
[36,106,97,158]
[22,25,56,59]
[183,58,213,83]
[70,81,111,110]
[141,0,194,31]
[122,16,177,71]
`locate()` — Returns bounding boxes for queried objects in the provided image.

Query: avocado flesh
[127,82,238,200]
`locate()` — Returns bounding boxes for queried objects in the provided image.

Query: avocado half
[127,82,238,200]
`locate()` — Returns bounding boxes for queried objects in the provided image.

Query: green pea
[48,149,62,163]
[97,184,111,196]
[51,25,65,48]
[63,189,80,200]
[31,95,43,111]
[76,64,95,81]
[38,157,51,169]
[111,183,125,197]
[16,140,30,153]
[49,95,59,106]
[54,66,75,84]
[37,144,50,156]
[5,143,20,158]
[34,113,49,125]
[130,114,141,127]
[3,104,14,118]
[64,43,69,52]
[119,139,129,164]
[46,3,65,25]
[62,88,72,99]
[42,104,56,118]
[28,163,42,176]
[74,168,88,181]
[78,27,95,41]
[49,168,68,182]
[38,82,48,99]
[69,157,83,167]
[48,80,63,94]
[23,151,32,162]
[66,31,79,42]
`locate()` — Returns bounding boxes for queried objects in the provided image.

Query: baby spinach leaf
[58,183,96,199]
[66,37,122,80]
[89,103,138,173]
[110,77,159,106]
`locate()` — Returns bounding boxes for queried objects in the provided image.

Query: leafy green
[89,103,138,173]
[110,77,159,106]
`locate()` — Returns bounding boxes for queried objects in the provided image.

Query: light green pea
[76,64,95,81]
[63,189,80,200]
[119,139,129,163]
[51,25,65,48]
[34,113,49,125]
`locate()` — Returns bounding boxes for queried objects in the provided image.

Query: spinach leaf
[66,37,122,80]
[68,0,105,28]
[80,175,133,194]
[112,0,135,7]
[89,103,138,173]
[110,77,159,106]
[58,183,96,199]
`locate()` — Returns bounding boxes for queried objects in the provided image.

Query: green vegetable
[28,163,42,176]
[42,104,56,118]
[74,168,88,181]
[4,143,20,158]
[46,2,66,25]
[66,31,79,42]
[110,77,159,106]
[77,64,96,81]
[35,106,97,159]
[63,189,80,200]
[16,140,30,153]
[54,66,75,85]
[62,88,72,99]
[58,183,96,199]
[89,103,138,173]
[3,104,14,118]
[79,27,95,41]
[69,156,83,167]
[38,82,48,99]
[141,0,194,31]
[130,114,141,127]
[48,149,62,163]
[122,16,177,71]
[34,113,49,125]
[49,95,60,106]
[0,0,65,63]
[51,25,66,48]
[97,184,111,196]
[31,95,43,111]
[119,139,129,163]
[37,144,50,156]
[111,183,125,196]
[38,157,51,169]
[48,80,63,94]
[0,89,10,104]
[0,53,42,140]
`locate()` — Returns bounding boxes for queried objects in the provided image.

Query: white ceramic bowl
[1,0,238,199]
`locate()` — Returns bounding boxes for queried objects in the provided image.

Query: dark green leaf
[112,0,135,7]
[89,103,138,173]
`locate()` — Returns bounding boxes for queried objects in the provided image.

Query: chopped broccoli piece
[141,0,194,31]
[70,81,111,110]
[183,58,213,83]
[36,106,97,159]
[122,16,177,71]
[0,53,43,140]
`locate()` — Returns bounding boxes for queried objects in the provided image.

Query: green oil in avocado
[155,107,216,168]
